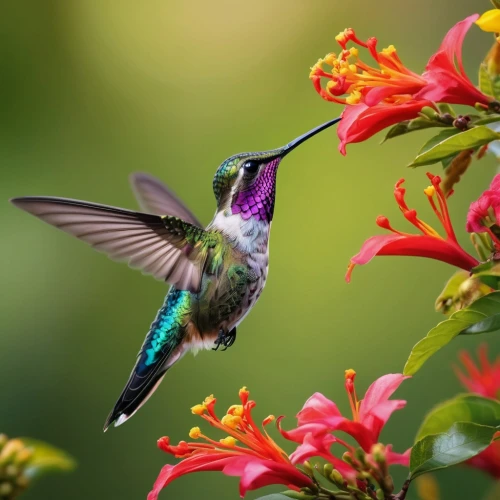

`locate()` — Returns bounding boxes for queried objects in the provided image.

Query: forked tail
[103,289,191,430]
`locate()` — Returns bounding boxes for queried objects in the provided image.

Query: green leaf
[381,117,451,143]
[434,270,470,315]
[408,126,500,167]
[403,292,500,375]
[479,62,500,102]
[416,394,500,441]
[461,313,500,335]
[479,63,495,98]
[410,422,497,479]
[20,438,76,479]
[256,495,316,500]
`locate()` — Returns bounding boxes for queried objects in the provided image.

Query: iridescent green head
[212,117,340,222]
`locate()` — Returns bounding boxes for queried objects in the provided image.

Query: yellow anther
[227,405,244,417]
[191,404,206,415]
[349,47,359,57]
[324,53,337,65]
[346,91,361,105]
[204,394,215,405]
[221,414,242,429]
[220,436,237,447]
[335,30,348,44]
[345,368,357,380]
[382,45,397,55]
[349,64,357,73]
[263,415,275,426]
[189,427,202,439]
[424,186,435,197]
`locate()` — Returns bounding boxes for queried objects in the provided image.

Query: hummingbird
[10,116,340,430]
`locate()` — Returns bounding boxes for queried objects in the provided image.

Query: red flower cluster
[346,173,478,282]
[454,345,500,478]
[149,372,409,499]
[311,15,493,153]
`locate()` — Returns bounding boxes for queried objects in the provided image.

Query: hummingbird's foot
[212,327,237,351]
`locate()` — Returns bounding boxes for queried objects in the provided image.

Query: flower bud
[355,447,367,466]
[420,106,439,120]
[323,462,333,478]
[453,115,470,131]
[330,468,344,486]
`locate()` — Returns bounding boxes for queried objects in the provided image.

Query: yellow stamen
[189,427,202,439]
[382,45,397,55]
[335,30,348,44]
[423,186,435,197]
[346,91,361,105]
[344,369,360,421]
[263,415,275,426]
[227,405,244,417]
[220,436,237,447]
[221,414,242,429]
[204,394,215,405]
[191,404,206,415]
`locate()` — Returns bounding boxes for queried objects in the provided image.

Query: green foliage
[415,394,500,441]
[256,495,311,500]
[479,62,500,101]
[404,292,500,375]
[434,271,470,315]
[408,127,500,167]
[382,117,448,143]
[410,422,498,480]
[21,439,76,480]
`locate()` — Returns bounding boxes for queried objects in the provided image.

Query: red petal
[148,454,237,500]
[223,457,313,497]
[349,234,478,279]
[417,14,490,106]
[338,100,431,154]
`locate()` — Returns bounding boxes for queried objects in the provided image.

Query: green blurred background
[1,1,499,498]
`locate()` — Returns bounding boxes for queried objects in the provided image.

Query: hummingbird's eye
[242,160,260,175]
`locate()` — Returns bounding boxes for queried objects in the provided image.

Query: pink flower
[416,15,493,108]
[279,370,410,467]
[453,345,500,478]
[148,389,313,499]
[466,174,500,249]
[346,173,479,283]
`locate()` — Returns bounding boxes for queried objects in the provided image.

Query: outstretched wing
[130,172,203,227]
[10,196,217,292]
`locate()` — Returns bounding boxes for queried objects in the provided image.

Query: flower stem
[389,479,410,500]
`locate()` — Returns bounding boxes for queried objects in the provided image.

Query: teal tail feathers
[103,289,191,431]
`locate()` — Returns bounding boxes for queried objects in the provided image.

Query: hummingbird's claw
[212,327,237,351]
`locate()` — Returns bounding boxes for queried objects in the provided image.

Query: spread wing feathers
[10,196,214,292]
[130,172,203,227]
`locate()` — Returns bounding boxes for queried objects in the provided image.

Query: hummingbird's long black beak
[280,117,341,157]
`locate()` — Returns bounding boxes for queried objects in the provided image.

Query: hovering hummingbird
[10,117,340,430]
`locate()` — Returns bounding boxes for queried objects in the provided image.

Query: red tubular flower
[454,345,500,478]
[455,344,500,400]
[148,389,313,500]
[279,370,410,467]
[466,173,500,249]
[310,28,431,154]
[416,15,493,108]
[312,15,494,154]
[346,173,479,283]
